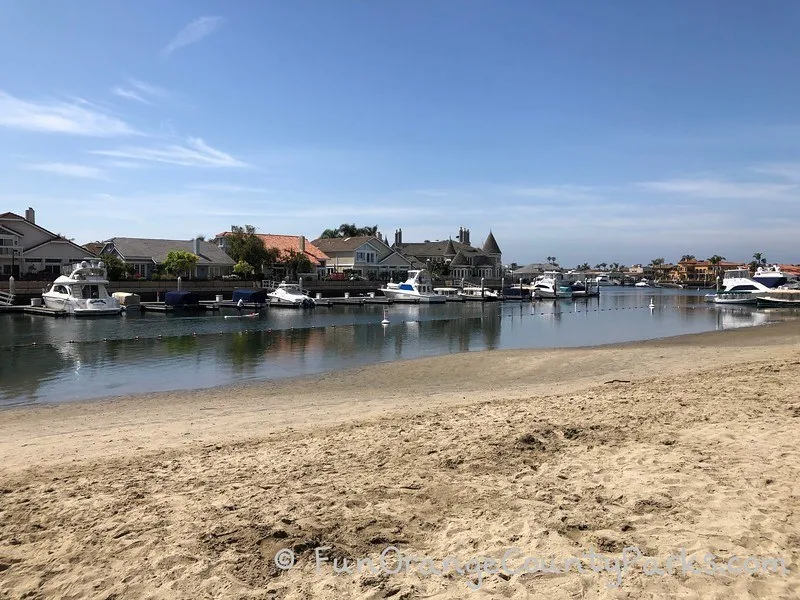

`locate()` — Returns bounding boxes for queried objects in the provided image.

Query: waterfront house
[213,232,329,277]
[100,237,235,279]
[311,235,412,277]
[676,259,743,283]
[392,227,503,279]
[510,263,560,281]
[0,208,93,278]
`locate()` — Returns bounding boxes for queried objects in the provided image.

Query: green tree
[162,251,198,278]
[707,255,726,282]
[226,225,279,274]
[283,250,313,279]
[750,252,767,273]
[680,254,696,262]
[576,262,591,271]
[319,224,380,238]
[650,257,665,266]
[100,253,130,280]
[233,260,255,277]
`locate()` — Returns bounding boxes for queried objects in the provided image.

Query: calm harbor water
[1,289,796,407]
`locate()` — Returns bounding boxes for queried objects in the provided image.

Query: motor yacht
[42,259,122,316]
[753,265,791,289]
[381,270,446,303]
[267,281,316,307]
[533,271,563,299]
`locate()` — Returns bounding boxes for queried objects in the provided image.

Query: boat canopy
[165,290,200,306]
[232,288,268,303]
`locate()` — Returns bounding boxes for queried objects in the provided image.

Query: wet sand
[1,322,799,598]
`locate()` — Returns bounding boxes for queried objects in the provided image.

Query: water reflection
[1,290,796,406]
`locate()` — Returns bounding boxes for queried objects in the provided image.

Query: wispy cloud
[0,91,136,136]
[91,137,247,168]
[24,162,107,180]
[637,178,797,200]
[189,183,274,193]
[751,163,800,182]
[162,16,223,57]
[112,79,169,106]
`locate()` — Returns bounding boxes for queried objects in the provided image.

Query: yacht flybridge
[42,259,122,316]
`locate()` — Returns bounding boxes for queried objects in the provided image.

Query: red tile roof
[216,232,329,266]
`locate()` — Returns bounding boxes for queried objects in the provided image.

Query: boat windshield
[724,270,750,279]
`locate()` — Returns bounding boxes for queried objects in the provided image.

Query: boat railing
[0,290,14,306]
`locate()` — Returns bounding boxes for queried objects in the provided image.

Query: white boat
[459,286,500,301]
[533,271,563,299]
[753,265,791,289]
[42,259,122,316]
[719,268,772,294]
[634,279,652,287]
[594,274,613,286]
[433,287,462,300]
[112,291,141,312]
[267,281,316,307]
[381,270,446,303]
[712,292,758,306]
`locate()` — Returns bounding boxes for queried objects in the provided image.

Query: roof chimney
[25,207,35,224]
[299,235,306,253]
[192,237,200,255]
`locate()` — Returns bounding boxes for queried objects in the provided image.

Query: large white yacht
[42,259,122,316]
[381,270,446,303]
[267,281,316,307]
[719,268,773,293]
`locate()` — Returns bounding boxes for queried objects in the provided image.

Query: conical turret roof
[482,231,501,254]
[444,238,457,256]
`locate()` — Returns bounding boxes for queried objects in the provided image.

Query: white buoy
[649,297,655,309]
[381,308,390,325]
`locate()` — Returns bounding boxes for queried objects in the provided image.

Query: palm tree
[650,258,665,266]
[319,228,341,239]
[680,254,696,262]
[707,255,726,283]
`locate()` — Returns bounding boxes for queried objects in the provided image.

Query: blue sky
[2,1,800,266]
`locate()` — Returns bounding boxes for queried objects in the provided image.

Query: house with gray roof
[392,227,503,280]
[100,237,235,279]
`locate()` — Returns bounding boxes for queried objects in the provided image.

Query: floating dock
[0,305,67,317]
[141,302,220,313]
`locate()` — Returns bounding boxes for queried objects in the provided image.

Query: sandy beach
[1,322,799,599]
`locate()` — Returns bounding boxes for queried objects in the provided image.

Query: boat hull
[712,296,758,306]
[381,289,446,303]
[756,296,800,307]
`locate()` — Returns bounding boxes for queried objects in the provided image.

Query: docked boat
[634,279,652,288]
[112,291,141,311]
[753,265,790,289]
[594,274,613,286]
[756,295,800,308]
[712,292,758,306]
[718,268,772,293]
[533,271,563,299]
[433,287,461,300]
[459,286,500,301]
[267,281,316,307]
[42,259,122,316]
[381,270,446,303]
